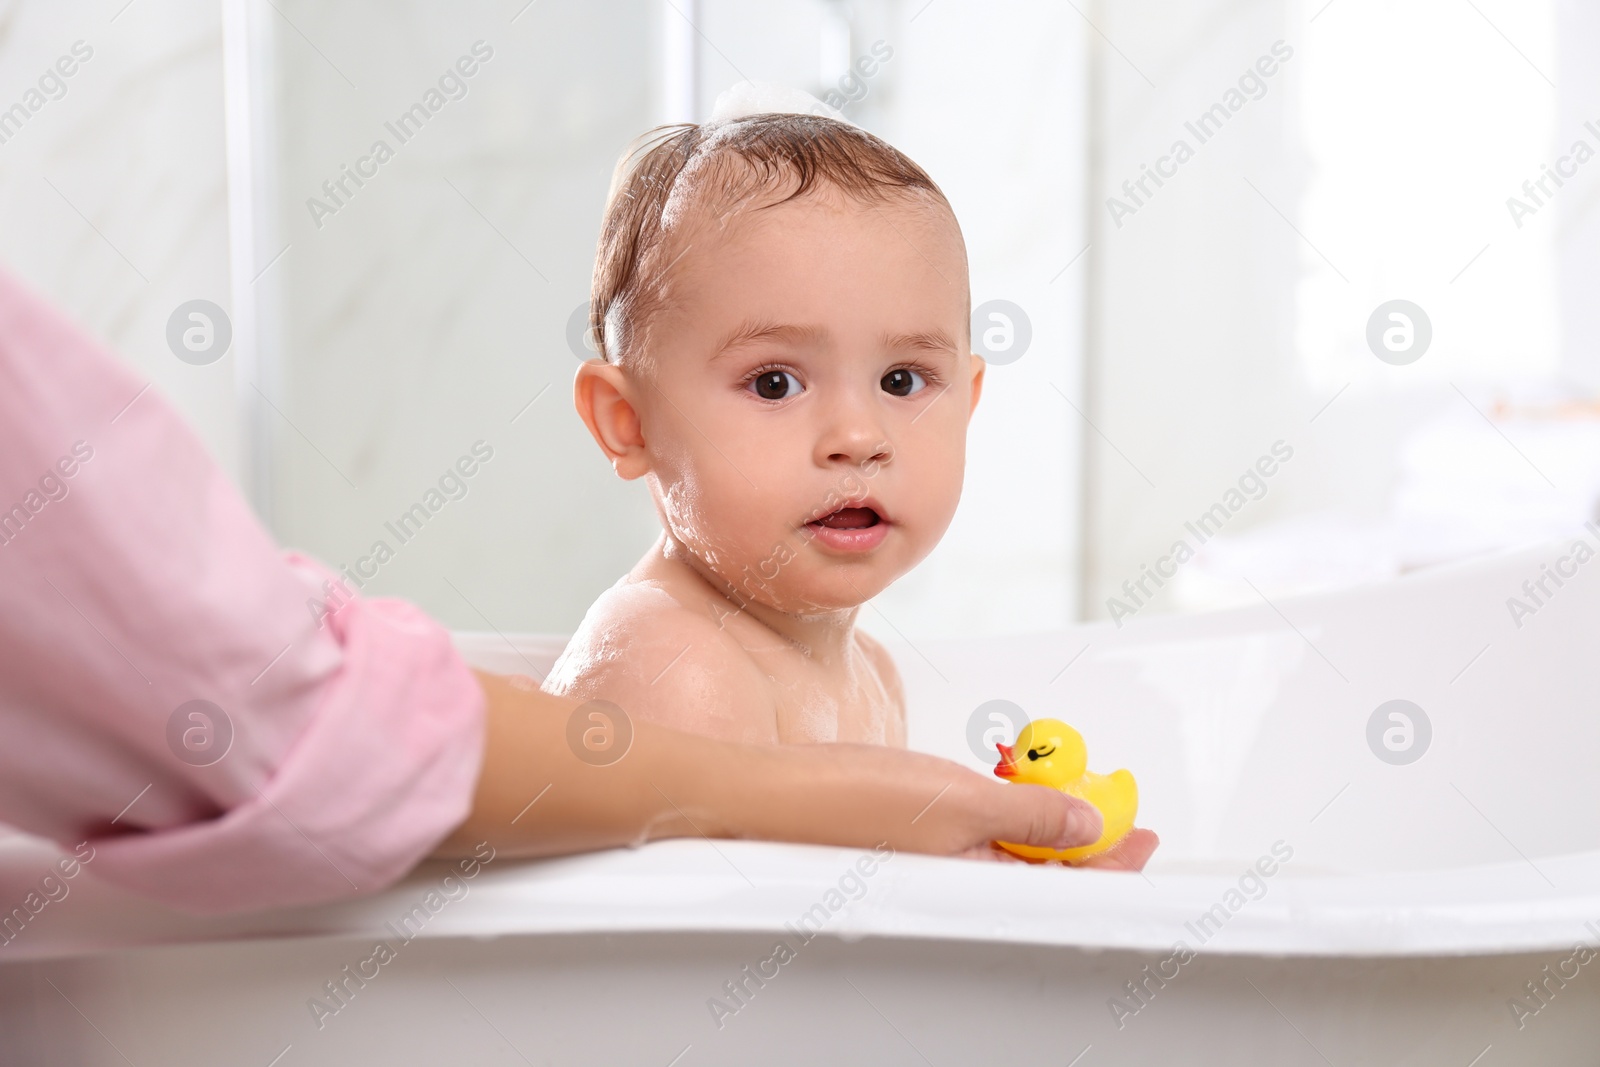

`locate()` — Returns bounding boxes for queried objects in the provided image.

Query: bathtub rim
[4,836,1599,966]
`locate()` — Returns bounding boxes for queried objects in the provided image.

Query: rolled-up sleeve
[0,268,486,914]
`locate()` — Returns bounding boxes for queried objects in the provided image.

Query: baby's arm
[547,585,779,743]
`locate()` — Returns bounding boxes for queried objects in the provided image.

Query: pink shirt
[0,268,486,914]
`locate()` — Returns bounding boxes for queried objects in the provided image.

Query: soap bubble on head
[704,80,853,126]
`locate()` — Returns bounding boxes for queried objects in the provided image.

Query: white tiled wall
[0,0,241,480]
[266,0,663,635]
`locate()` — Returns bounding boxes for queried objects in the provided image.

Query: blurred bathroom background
[1,0,1595,639]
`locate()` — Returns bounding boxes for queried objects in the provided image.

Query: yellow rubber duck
[993,718,1138,863]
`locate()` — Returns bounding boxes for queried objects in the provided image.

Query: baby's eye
[749,370,804,400]
[881,368,926,397]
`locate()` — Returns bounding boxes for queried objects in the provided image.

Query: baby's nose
[818,423,893,467]
[815,388,896,468]
[824,437,893,465]
[814,392,892,466]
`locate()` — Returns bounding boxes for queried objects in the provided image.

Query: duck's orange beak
[994,742,1018,778]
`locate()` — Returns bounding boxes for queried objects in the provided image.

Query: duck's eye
[1035,744,1056,757]
[1026,748,1039,761]
[881,368,926,397]
[750,370,803,400]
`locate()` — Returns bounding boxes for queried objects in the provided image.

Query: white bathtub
[3,540,1600,1064]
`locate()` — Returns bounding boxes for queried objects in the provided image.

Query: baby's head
[575,111,983,617]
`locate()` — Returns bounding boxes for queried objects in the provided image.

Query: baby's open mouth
[809,506,882,531]
[803,499,891,552]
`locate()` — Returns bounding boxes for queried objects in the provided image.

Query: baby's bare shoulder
[547,582,777,740]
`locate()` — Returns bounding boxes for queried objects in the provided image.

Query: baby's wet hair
[590,112,959,368]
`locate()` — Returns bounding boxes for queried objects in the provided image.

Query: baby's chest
[758,660,901,745]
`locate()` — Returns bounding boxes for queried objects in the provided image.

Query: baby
[546,107,983,746]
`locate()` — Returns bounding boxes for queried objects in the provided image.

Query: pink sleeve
[0,268,487,914]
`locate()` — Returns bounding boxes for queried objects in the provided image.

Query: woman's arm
[0,267,1145,921]
[434,670,1116,863]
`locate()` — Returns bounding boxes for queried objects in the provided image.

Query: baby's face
[621,188,981,616]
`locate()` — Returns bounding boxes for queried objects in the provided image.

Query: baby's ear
[574,361,650,479]
[967,353,986,421]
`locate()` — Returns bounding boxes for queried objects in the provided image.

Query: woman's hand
[1075,827,1160,871]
